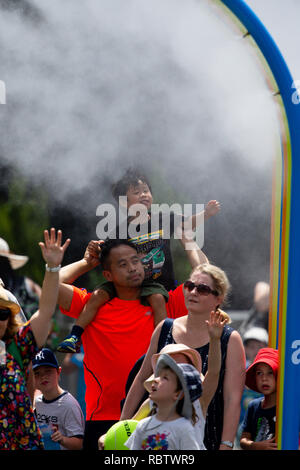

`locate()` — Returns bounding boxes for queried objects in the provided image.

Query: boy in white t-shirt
[33,348,85,450]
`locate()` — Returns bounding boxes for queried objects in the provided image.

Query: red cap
[245,347,279,392]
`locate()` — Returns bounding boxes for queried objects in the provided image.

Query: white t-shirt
[35,391,85,450]
[125,416,200,450]
[146,399,206,450]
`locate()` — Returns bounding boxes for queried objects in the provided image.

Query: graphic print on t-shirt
[141,432,169,450]
[128,229,166,282]
[255,416,275,441]
[113,212,177,291]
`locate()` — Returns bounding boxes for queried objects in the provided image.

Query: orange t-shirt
[166,284,188,318]
[60,285,187,421]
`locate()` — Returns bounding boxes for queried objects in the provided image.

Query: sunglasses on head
[184,280,219,297]
[0,308,11,321]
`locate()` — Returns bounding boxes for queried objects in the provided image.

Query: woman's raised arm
[30,228,70,348]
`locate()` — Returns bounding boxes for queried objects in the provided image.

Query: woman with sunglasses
[0,228,70,450]
[120,263,245,450]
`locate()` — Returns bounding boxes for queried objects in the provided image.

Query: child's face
[34,366,60,394]
[255,362,276,395]
[126,180,153,211]
[150,367,181,405]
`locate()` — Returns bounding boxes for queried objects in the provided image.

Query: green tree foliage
[0,169,49,285]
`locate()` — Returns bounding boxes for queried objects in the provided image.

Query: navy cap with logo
[32,348,59,370]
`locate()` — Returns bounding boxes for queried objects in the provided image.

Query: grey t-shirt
[35,391,85,450]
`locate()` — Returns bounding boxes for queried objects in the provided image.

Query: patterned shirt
[0,323,44,450]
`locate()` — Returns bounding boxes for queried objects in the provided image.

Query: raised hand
[204,200,220,218]
[39,228,71,268]
[83,240,104,268]
[206,309,226,340]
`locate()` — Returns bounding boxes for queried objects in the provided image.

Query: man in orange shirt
[57,238,188,449]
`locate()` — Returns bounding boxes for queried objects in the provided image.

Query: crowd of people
[0,169,279,451]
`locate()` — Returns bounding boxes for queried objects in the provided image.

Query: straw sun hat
[0,237,29,270]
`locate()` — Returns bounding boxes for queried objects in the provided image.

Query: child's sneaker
[56,334,82,353]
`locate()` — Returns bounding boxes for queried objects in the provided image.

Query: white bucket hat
[243,327,268,345]
[0,238,29,270]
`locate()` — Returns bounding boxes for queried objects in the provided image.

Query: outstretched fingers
[206,309,226,339]
[43,229,51,247]
[43,228,68,247]
[61,237,71,252]
[55,228,62,246]
[39,228,71,266]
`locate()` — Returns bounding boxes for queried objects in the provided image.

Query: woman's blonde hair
[190,263,232,324]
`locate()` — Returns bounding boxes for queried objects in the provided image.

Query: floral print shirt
[0,322,44,450]
[125,416,200,450]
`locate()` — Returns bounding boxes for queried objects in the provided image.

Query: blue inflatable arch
[214,0,300,450]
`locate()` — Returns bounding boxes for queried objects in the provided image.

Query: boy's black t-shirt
[241,397,276,441]
[111,212,180,292]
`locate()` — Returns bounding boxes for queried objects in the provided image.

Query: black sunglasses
[0,308,11,321]
[184,280,219,297]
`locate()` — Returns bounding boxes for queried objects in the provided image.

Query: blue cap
[32,348,59,370]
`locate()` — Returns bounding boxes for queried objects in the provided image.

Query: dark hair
[100,238,138,270]
[111,168,152,201]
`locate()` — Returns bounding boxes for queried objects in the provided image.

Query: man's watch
[220,440,234,448]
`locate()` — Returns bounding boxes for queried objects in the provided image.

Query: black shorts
[83,420,118,450]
